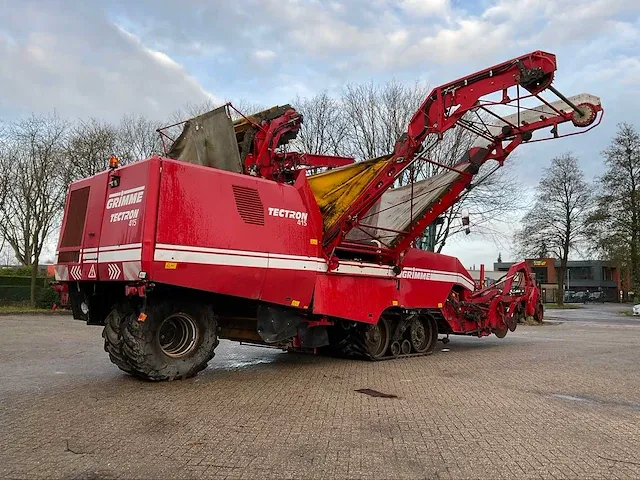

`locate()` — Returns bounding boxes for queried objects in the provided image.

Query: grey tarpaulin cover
[345,170,461,246]
[167,106,242,173]
[345,148,485,247]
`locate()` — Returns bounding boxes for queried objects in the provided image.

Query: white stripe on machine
[98,248,142,263]
[57,242,475,289]
[99,243,142,252]
[153,245,475,290]
[92,243,143,263]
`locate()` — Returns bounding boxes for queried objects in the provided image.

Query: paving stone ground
[0,311,639,479]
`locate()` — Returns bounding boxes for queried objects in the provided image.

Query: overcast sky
[2,0,639,267]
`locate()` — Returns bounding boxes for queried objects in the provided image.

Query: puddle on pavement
[552,394,589,402]
[551,393,640,411]
[355,388,398,398]
[214,358,276,370]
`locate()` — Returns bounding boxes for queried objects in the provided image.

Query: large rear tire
[104,299,219,381]
[103,306,135,374]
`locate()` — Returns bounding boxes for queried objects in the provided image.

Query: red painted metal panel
[151,261,265,299]
[91,160,151,282]
[397,249,471,310]
[81,175,107,280]
[98,162,149,248]
[313,274,397,324]
[312,248,473,323]
[152,159,318,306]
[56,171,107,281]
[81,175,108,252]
[141,157,161,276]
[259,174,320,307]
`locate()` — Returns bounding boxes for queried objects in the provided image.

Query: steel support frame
[321,51,602,263]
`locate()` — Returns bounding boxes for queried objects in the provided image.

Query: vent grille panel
[232,185,265,226]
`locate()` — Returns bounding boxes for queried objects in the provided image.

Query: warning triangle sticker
[88,264,96,279]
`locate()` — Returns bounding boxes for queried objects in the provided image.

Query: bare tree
[587,122,640,297]
[0,121,9,205]
[431,162,525,253]
[514,153,591,304]
[0,125,9,255]
[168,98,267,127]
[295,82,523,252]
[66,118,118,179]
[293,91,348,156]
[0,114,69,305]
[340,80,428,160]
[414,123,482,251]
[228,99,266,119]
[116,114,162,164]
[166,99,219,129]
[378,80,429,158]
[340,81,383,160]
[181,99,219,118]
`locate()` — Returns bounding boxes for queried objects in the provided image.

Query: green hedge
[0,286,33,303]
[35,285,60,309]
[0,276,46,287]
[0,286,59,307]
[0,276,54,307]
[0,266,33,277]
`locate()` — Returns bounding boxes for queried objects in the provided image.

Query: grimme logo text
[106,186,145,225]
[400,268,432,280]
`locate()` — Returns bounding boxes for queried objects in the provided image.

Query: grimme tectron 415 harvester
[54,51,602,380]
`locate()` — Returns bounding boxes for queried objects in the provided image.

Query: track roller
[327,311,439,360]
[409,314,438,354]
[363,316,390,360]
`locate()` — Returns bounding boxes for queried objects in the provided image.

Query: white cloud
[0,2,215,122]
[116,25,184,70]
[253,49,276,61]
[404,18,511,65]
[387,29,409,47]
[251,0,639,72]
[401,0,450,17]
[328,1,346,14]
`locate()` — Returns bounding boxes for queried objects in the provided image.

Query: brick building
[493,258,626,302]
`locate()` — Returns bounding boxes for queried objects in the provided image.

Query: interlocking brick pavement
[0,313,639,479]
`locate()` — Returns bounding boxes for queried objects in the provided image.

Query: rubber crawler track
[328,318,438,361]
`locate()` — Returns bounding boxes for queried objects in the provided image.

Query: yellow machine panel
[308,155,391,232]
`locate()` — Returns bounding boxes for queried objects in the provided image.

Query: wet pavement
[1,308,639,479]
[544,302,640,326]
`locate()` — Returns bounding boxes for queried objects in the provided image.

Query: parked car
[566,291,587,303]
[633,304,640,316]
[588,291,605,303]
